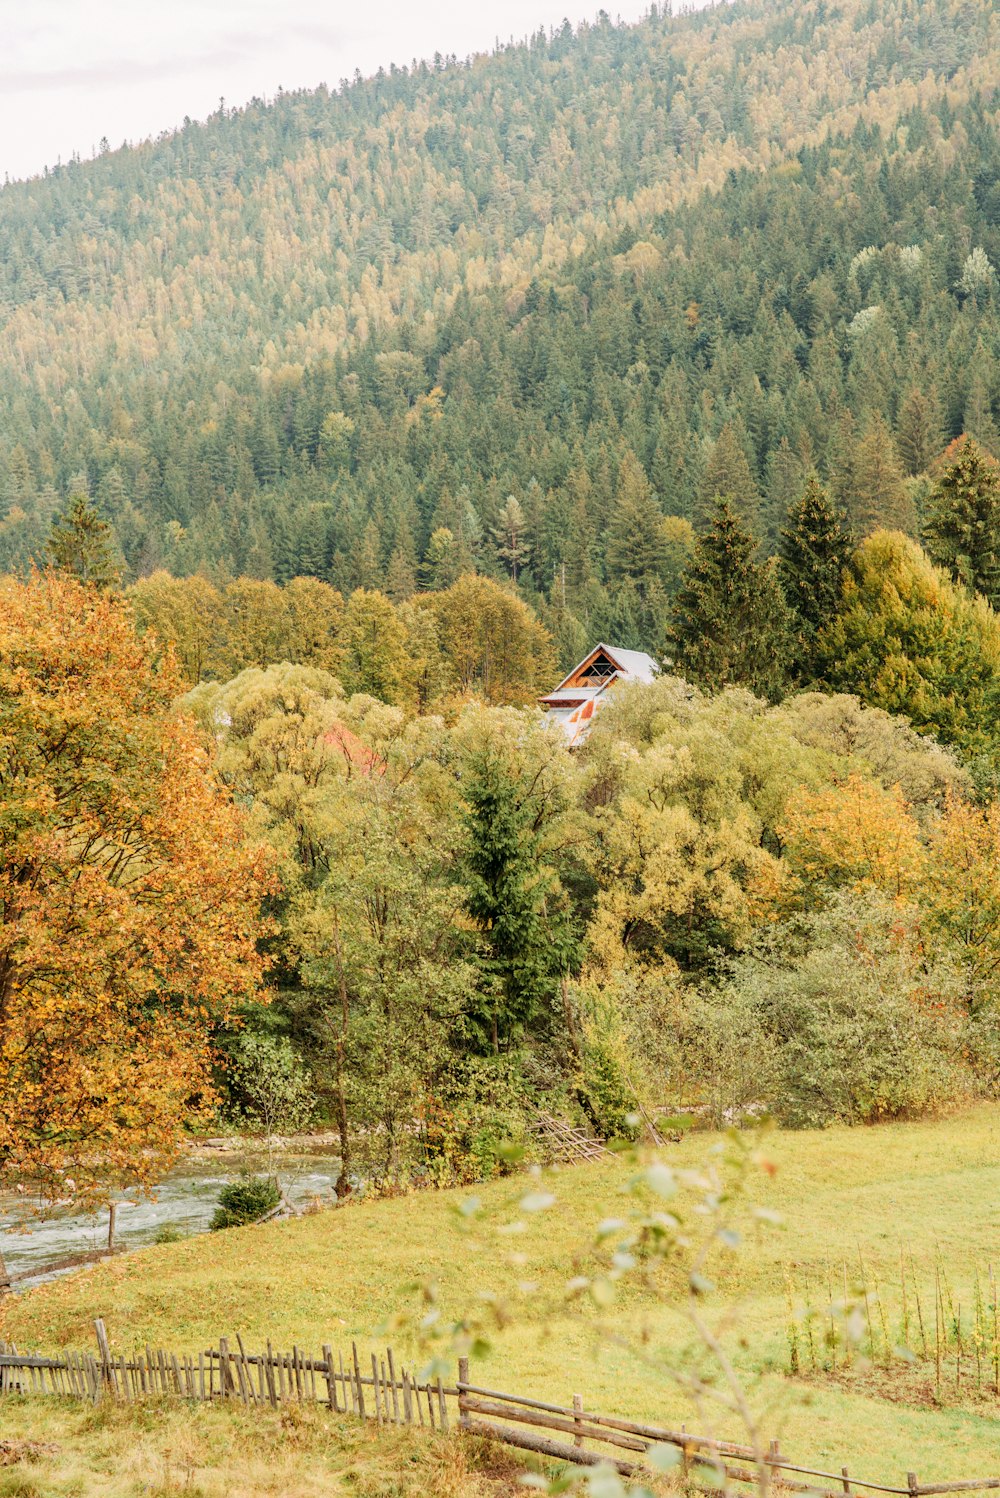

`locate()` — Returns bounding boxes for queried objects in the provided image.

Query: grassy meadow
[2,1106,1000,1495]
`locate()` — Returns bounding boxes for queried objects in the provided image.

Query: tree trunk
[330,911,353,1199]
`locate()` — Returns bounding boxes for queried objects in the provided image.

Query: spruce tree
[604,452,668,595]
[924,436,1000,608]
[671,497,790,700]
[897,386,944,477]
[695,422,761,532]
[459,747,577,1053]
[46,493,120,588]
[849,413,915,535]
[779,474,852,680]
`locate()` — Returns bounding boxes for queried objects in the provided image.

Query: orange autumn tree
[0,572,275,1205]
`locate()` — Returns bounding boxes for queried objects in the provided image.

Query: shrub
[418,1055,534,1185]
[576,992,642,1140]
[220,1031,315,1137]
[671,984,781,1128]
[209,1174,281,1231]
[687,892,970,1127]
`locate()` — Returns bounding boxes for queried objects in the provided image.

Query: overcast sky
[1,0,654,183]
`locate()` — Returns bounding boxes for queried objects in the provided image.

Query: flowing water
[1,1151,344,1289]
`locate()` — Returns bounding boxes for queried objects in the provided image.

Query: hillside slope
[0,0,998,642]
[4,1109,1000,1481]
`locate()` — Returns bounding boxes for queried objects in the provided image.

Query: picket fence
[2,1321,999,1497]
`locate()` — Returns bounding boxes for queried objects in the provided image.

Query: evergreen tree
[695,423,761,531]
[924,437,1000,608]
[458,746,576,1053]
[492,495,530,583]
[897,386,944,476]
[605,451,668,594]
[762,436,804,553]
[779,475,852,679]
[671,497,790,700]
[849,413,915,536]
[46,493,120,588]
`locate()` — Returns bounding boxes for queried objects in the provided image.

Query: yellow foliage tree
[779,772,924,901]
[923,792,1000,1010]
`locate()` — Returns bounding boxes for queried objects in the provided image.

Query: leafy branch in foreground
[393,1130,852,1498]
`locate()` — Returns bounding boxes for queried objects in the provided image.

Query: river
[1,1151,344,1289]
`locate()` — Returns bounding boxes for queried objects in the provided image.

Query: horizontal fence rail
[1,1322,998,1496]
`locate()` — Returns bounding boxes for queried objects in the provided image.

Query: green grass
[3,1105,1000,1491]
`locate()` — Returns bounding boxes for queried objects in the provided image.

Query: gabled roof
[551,642,659,692]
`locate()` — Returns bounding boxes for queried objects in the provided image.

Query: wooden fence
[2,1322,999,1498]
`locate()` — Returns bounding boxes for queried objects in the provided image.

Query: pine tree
[762,437,805,554]
[779,474,851,680]
[46,493,120,588]
[492,495,530,583]
[924,436,1000,608]
[459,746,576,1053]
[849,413,915,536]
[385,543,417,601]
[605,451,668,594]
[963,346,1000,456]
[896,386,944,476]
[671,497,790,700]
[695,422,761,531]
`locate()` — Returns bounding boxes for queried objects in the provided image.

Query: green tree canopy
[46,493,120,588]
[779,475,852,679]
[817,530,1000,756]
[924,437,1000,609]
[671,498,790,700]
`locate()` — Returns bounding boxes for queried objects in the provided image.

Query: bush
[576,991,642,1140]
[219,1030,315,1137]
[154,1223,183,1245]
[683,892,970,1128]
[209,1174,281,1231]
[671,985,781,1128]
[418,1055,534,1185]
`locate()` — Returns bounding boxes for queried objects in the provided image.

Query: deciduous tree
[0,572,274,1204]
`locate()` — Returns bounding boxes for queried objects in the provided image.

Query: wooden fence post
[842,1467,852,1494]
[94,1319,115,1393]
[352,1342,366,1418]
[573,1393,584,1449]
[908,1475,919,1498]
[457,1357,469,1430]
[219,1338,236,1400]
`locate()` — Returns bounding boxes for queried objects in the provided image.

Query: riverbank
[185,1129,343,1156]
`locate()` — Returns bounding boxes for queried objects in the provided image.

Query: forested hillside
[1,0,999,654]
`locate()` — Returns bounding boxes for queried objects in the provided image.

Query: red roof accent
[323,722,385,777]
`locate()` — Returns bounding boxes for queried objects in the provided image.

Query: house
[539,642,659,746]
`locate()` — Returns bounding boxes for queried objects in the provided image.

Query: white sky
[0,0,654,183]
